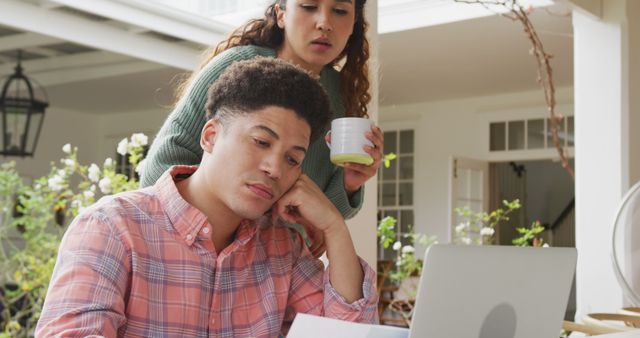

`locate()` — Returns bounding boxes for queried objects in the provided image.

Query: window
[489,115,574,152]
[378,129,415,260]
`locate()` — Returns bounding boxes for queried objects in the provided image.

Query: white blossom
[104,157,114,168]
[48,175,65,191]
[57,169,66,178]
[117,138,129,156]
[392,241,402,251]
[130,133,148,147]
[480,227,495,237]
[64,159,75,167]
[71,199,82,209]
[461,237,472,245]
[542,243,550,248]
[135,158,147,175]
[99,177,112,194]
[402,245,415,254]
[88,164,101,183]
[455,222,468,233]
[62,143,72,154]
[89,184,96,192]
[83,190,95,199]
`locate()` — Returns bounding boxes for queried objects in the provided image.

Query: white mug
[325,117,374,166]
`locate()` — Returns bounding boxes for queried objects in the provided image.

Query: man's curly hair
[205,57,332,142]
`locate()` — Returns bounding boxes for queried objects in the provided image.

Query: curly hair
[175,0,370,118]
[206,57,331,143]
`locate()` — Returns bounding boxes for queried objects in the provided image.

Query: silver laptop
[408,244,577,338]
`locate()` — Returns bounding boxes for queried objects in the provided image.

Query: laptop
[288,244,577,338]
[408,244,577,338]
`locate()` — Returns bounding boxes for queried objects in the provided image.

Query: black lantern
[0,51,48,157]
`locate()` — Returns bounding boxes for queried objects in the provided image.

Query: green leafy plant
[0,134,147,337]
[377,216,437,283]
[453,199,522,245]
[512,220,547,247]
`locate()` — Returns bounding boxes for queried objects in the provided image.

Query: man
[36,58,378,337]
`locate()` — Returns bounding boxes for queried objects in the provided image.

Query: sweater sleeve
[324,168,364,220]
[140,46,274,187]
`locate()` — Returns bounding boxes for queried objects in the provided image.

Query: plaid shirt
[36,166,378,337]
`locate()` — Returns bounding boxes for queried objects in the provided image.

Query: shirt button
[186,234,193,241]
[202,227,210,234]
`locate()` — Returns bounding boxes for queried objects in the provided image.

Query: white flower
[104,157,114,168]
[71,199,82,209]
[57,169,66,178]
[455,222,467,233]
[64,159,75,167]
[402,245,415,254]
[461,237,472,245]
[62,143,71,154]
[480,227,495,237]
[88,163,101,183]
[99,177,112,194]
[117,138,129,156]
[542,243,550,248]
[135,158,147,175]
[392,241,402,251]
[83,190,95,199]
[47,175,64,191]
[130,133,148,147]
[90,184,96,192]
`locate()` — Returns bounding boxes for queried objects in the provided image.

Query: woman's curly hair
[174,0,370,118]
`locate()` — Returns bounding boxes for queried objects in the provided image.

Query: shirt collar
[154,165,259,247]
[155,165,209,246]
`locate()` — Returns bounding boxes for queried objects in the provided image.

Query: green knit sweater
[141,45,363,219]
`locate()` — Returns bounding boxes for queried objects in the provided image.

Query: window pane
[508,121,525,150]
[382,183,396,206]
[567,116,574,146]
[470,169,483,200]
[24,114,43,152]
[400,210,414,234]
[382,156,397,180]
[399,155,414,179]
[527,119,544,149]
[383,131,397,153]
[547,117,564,148]
[384,209,398,221]
[399,130,414,153]
[399,183,413,206]
[490,122,506,151]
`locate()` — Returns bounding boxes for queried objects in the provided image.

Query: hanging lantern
[0,51,48,157]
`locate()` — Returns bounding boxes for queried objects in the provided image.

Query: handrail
[548,197,575,231]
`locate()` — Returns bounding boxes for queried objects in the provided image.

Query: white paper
[288,313,410,338]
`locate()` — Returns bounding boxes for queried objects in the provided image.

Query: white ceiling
[0,0,574,114]
[378,4,573,105]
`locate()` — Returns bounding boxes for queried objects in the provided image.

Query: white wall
[380,87,574,246]
[572,0,640,316]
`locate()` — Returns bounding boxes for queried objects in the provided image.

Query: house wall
[379,86,574,247]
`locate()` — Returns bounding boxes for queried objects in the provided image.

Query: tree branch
[454,0,575,179]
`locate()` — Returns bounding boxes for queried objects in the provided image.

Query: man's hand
[272,174,364,302]
[272,174,345,236]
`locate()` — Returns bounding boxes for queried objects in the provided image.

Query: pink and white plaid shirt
[36,166,378,337]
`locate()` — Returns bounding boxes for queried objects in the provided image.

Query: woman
[142,0,383,252]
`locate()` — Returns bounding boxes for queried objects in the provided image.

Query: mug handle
[325,130,332,149]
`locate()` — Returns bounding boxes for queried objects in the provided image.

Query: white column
[573,0,639,317]
[346,0,378,268]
